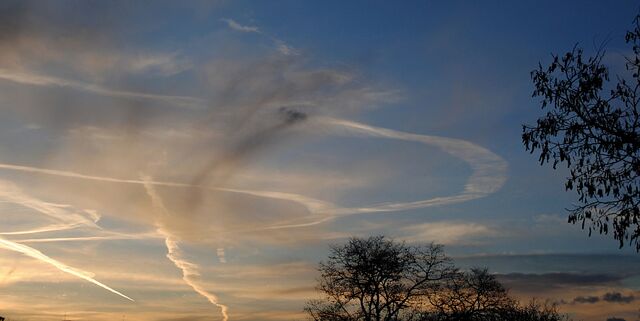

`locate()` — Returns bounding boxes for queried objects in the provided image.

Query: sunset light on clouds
[0,1,639,321]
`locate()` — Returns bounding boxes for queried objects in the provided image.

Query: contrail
[0,179,102,229]
[0,181,136,301]
[142,176,229,321]
[163,233,229,321]
[13,232,162,243]
[0,237,134,301]
[0,68,206,109]
[0,116,508,230]
[319,116,507,197]
[0,163,190,187]
[239,116,508,228]
[0,116,508,316]
[0,224,81,235]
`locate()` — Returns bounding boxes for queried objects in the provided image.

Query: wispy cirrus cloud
[0,69,205,109]
[0,3,512,320]
[401,221,496,245]
[221,18,259,33]
[220,17,301,56]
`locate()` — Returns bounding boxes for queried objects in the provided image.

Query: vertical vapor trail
[162,233,229,321]
[0,238,134,301]
[142,177,229,321]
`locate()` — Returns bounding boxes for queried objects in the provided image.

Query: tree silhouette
[426,268,515,321]
[305,236,572,321]
[304,236,453,321]
[523,14,640,250]
[424,270,569,321]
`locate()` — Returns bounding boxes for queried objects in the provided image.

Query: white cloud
[221,18,260,33]
[401,221,496,245]
[277,43,298,56]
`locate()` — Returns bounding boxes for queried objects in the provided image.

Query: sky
[0,1,639,321]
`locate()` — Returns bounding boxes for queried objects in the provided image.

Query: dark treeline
[304,236,570,321]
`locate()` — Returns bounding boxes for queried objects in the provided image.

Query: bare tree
[426,268,516,321]
[304,236,453,321]
[305,236,573,321]
[523,14,640,250]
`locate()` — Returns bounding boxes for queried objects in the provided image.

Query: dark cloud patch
[279,107,307,124]
[602,292,635,303]
[186,107,309,212]
[570,291,636,305]
[456,254,640,276]
[496,272,623,292]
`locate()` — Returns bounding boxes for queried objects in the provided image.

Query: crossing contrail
[0,116,507,229]
[0,237,134,301]
[0,115,508,317]
[142,176,229,321]
[0,68,206,109]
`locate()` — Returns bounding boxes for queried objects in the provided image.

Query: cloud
[216,248,226,263]
[0,179,99,230]
[0,110,508,233]
[220,17,300,56]
[157,316,214,321]
[570,292,636,305]
[142,176,229,321]
[0,4,511,319]
[496,273,624,292]
[260,117,507,227]
[11,232,161,244]
[277,42,299,56]
[124,52,193,76]
[401,221,495,245]
[0,69,205,109]
[0,238,133,301]
[602,291,635,303]
[573,295,600,304]
[221,18,259,33]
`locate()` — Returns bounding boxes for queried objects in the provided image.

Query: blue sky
[0,1,639,321]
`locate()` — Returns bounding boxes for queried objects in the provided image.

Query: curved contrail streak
[221,116,507,229]
[0,116,508,318]
[0,117,508,230]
